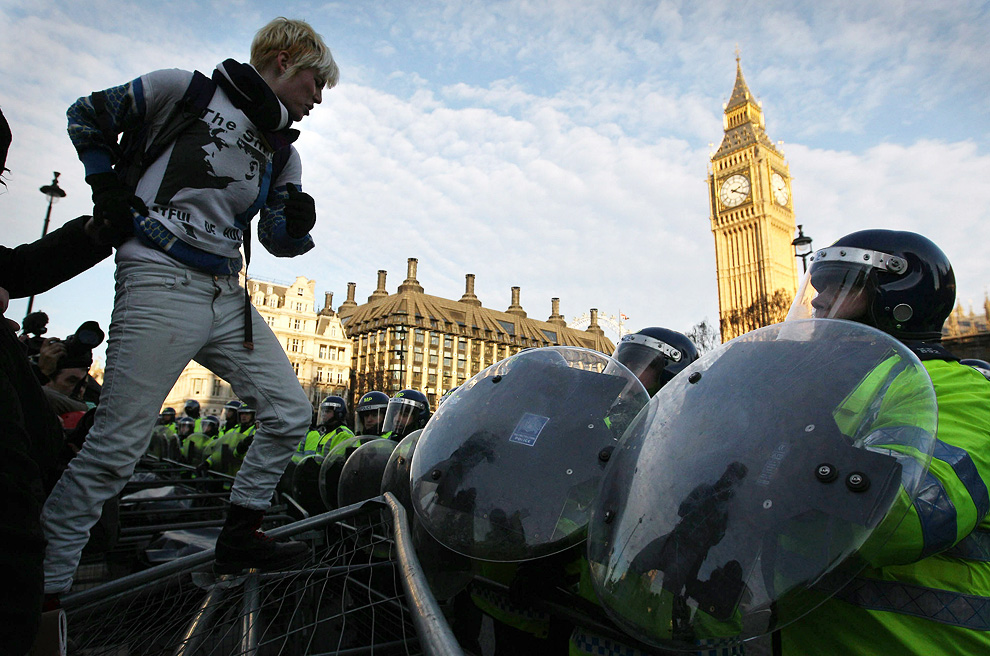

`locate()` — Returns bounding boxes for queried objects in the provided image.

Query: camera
[61,321,105,369]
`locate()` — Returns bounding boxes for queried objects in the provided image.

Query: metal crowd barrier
[63,494,463,656]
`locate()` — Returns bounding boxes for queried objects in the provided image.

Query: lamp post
[791,224,814,274]
[26,172,67,314]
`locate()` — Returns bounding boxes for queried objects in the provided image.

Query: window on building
[337,372,345,384]
[317,368,324,382]
[266,315,276,327]
[296,302,303,311]
[430,335,440,346]
[212,378,223,395]
[192,378,204,395]
[294,318,302,330]
[319,344,328,359]
[292,362,300,375]
[290,339,300,352]
[443,356,452,368]
[428,374,437,385]
[414,352,424,363]
[297,288,304,296]
[429,354,438,365]
[415,331,425,344]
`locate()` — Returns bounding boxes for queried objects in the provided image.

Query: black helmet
[176,416,196,437]
[355,391,389,436]
[613,328,700,397]
[184,399,201,418]
[201,415,220,437]
[160,407,176,423]
[382,389,431,441]
[318,395,347,428]
[788,230,955,342]
[438,386,460,406]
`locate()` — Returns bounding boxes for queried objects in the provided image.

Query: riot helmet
[438,386,460,406]
[788,230,955,342]
[238,401,257,428]
[159,407,176,425]
[382,389,431,441]
[355,391,389,436]
[176,416,196,438]
[184,399,201,419]
[201,415,220,437]
[222,399,241,428]
[318,396,347,429]
[613,327,700,397]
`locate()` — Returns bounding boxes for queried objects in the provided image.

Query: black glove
[235,434,254,457]
[86,172,148,246]
[284,183,316,238]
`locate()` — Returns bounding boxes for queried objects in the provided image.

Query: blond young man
[41,18,338,601]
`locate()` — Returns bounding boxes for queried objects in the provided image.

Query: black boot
[214,503,309,575]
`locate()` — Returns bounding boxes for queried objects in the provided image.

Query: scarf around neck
[212,59,292,134]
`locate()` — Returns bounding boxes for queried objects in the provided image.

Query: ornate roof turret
[715,55,781,159]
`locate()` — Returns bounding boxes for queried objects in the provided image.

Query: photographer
[40,322,104,416]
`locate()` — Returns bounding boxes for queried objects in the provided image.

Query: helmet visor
[318,401,343,426]
[356,406,387,435]
[788,246,908,323]
[613,334,681,396]
[383,398,425,439]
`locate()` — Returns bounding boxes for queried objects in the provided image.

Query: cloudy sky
[2,0,988,359]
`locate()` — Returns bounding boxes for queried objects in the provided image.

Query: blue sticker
[509,413,550,447]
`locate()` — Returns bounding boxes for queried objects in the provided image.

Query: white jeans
[41,261,311,593]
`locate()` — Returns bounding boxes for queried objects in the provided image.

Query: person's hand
[38,338,67,377]
[86,172,148,246]
[284,183,316,238]
[0,286,18,332]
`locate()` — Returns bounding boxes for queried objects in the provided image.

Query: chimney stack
[339,282,358,314]
[586,308,605,335]
[548,297,566,326]
[459,273,482,306]
[398,257,424,293]
[369,269,388,301]
[507,286,527,318]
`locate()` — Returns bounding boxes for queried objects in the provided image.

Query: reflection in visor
[356,407,386,435]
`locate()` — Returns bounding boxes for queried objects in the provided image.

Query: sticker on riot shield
[508,413,550,446]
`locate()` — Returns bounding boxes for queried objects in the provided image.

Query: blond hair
[251,17,339,88]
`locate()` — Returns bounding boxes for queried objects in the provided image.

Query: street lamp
[791,224,814,274]
[26,172,67,314]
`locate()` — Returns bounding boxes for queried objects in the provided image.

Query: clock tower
[708,56,799,341]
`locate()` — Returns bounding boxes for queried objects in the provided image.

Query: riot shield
[587,319,937,650]
[410,346,649,562]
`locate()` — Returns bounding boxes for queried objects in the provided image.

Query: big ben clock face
[719,174,750,208]
[771,172,789,205]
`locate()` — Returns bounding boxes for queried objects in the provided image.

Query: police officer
[293,396,353,462]
[158,407,177,433]
[612,327,700,398]
[381,389,430,441]
[183,399,203,433]
[779,230,990,655]
[182,414,219,467]
[220,399,242,435]
[354,390,389,436]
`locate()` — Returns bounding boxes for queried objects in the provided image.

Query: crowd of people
[2,12,990,656]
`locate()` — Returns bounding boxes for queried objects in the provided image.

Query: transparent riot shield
[338,438,399,507]
[587,319,937,651]
[410,346,650,562]
[318,435,383,510]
